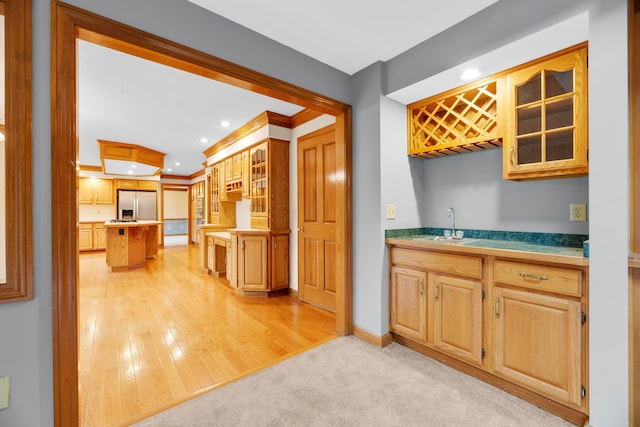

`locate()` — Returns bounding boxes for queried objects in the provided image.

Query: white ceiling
[187,0,499,75]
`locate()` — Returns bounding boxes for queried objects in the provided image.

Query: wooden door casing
[298,125,337,312]
[52,5,352,424]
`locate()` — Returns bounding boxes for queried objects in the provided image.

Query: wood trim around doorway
[51,3,353,426]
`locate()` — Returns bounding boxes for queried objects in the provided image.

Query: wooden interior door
[298,125,337,312]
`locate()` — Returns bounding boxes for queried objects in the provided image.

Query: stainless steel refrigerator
[117,190,157,220]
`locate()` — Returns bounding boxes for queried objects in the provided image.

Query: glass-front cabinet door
[504,44,588,180]
[209,165,220,224]
[250,142,268,227]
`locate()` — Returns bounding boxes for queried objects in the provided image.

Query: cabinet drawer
[214,237,228,247]
[390,247,482,279]
[494,260,581,297]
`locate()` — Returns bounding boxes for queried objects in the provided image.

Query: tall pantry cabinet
[231,138,290,296]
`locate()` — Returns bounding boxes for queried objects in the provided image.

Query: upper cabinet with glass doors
[503,44,588,180]
[249,139,289,230]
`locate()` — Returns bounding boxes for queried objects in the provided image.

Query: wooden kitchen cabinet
[389,247,483,364]
[238,234,268,291]
[504,44,588,180]
[241,150,250,199]
[390,266,427,343]
[209,167,220,224]
[232,153,242,181]
[494,286,583,408]
[115,179,157,191]
[386,239,589,423]
[249,139,289,230]
[225,153,243,194]
[230,230,290,296]
[79,177,114,205]
[224,157,233,181]
[493,258,585,409]
[93,223,107,250]
[79,222,107,251]
[191,180,204,200]
[271,233,289,291]
[78,224,93,251]
[431,274,483,366]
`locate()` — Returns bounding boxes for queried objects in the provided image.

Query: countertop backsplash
[386,227,588,248]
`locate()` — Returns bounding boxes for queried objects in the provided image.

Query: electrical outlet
[570,203,587,222]
[0,376,10,410]
[386,204,396,220]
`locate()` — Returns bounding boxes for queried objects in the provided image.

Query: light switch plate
[0,376,10,410]
[386,204,396,220]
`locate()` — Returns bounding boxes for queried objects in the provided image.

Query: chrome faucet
[448,207,456,237]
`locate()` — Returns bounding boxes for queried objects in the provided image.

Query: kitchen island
[105,220,162,270]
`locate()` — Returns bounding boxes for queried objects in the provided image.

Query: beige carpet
[134,336,573,426]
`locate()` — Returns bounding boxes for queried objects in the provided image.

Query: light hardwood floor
[78,244,337,427]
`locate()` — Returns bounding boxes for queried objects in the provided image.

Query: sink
[413,236,476,244]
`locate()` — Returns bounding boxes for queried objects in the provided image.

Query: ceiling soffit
[98,139,165,176]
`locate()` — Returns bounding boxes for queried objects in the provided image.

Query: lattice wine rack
[408,78,504,158]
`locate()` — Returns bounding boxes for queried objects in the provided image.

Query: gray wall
[0,0,630,425]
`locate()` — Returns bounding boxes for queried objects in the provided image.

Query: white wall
[421,150,589,234]
[163,189,188,218]
[587,0,629,424]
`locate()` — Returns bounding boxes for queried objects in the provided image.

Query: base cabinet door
[271,234,289,290]
[207,236,214,272]
[494,287,583,408]
[78,224,93,251]
[93,225,107,250]
[431,274,483,365]
[239,235,268,290]
[390,266,427,343]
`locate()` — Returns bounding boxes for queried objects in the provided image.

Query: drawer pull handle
[519,272,549,280]
[510,147,515,166]
[495,297,500,319]
[435,283,440,302]
[420,278,424,296]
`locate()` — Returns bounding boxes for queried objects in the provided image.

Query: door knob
[297,227,304,232]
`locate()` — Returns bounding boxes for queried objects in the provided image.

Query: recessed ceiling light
[220,120,230,128]
[167,168,172,172]
[175,162,180,166]
[131,164,137,168]
[128,170,134,175]
[459,68,483,80]
[200,137,209,143]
